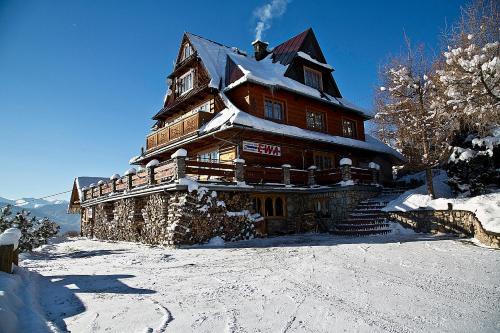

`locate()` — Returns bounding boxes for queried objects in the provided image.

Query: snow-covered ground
[384,171,500,233]
[6,233,500,332]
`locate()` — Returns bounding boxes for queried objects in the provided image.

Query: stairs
[331,187,406,236]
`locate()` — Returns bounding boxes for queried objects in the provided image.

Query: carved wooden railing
[81,151,380,202]
[146,111,214,151]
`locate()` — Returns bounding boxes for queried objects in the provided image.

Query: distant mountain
[0,197,80,234]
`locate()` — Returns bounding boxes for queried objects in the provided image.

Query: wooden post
[171,149,187,180]
[234,158,245,182]
[368,162,380,184]
[98,180,104,196]
[110,174,119,192]
[0,244,14,274]
[146,159,159,185]
[308,165,317,186]
[124,168,136,190]
[339,158,352,182]
[89,184,96,199]
[282,164,291,185]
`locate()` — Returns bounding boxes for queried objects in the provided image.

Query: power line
[3,190,72,203]
[37,190,72,200]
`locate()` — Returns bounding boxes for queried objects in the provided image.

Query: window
[253,195,286,217]
[198,150,219,162]
[306,111,325,131]
[265,198,274,216]
[181,44,193,61]
[313,152,334,170]
[264,99,284,121]
[177,70,193,95]
[342,119,357,138]
[195,100,211,113]
[275,197,284,216]
[304,66,323,90]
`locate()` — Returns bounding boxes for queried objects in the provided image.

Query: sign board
[242,141,281,156]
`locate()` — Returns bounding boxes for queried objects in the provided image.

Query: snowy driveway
[21,233,500,333]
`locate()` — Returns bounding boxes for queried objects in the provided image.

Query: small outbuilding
[68,177,108,214]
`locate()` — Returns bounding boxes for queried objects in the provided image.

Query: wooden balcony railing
[146,111,214,151]
[81,152,381,203]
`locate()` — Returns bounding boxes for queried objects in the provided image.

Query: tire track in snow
[148,299,173,333]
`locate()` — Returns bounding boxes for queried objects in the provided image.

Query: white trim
[178,69,194,96]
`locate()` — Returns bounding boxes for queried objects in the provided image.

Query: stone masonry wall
[388,210,500,249]
[82,189,259,247]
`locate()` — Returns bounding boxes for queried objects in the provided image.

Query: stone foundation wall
[81,185,382,245]
[81,189,258,247]
[388,210,500,249]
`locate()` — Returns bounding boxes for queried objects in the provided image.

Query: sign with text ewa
[242,141,282,156]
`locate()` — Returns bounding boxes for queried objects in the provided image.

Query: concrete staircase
[331,187,406,236]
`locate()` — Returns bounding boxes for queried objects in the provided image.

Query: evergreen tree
[0,204,59,252]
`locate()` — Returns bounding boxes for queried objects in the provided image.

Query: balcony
[146,111,214,152]
[82,155,379,204]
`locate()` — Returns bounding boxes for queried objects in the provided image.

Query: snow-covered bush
[446,128,500,196]
[437,0,499,135]
[0,205,59,252]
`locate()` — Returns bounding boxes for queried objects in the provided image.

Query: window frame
[177,69,194,96]
[306,110,326,132]
[263,97,286,122]
[197,149,220,163]
[342,118,358,138]
[313,152,335,170]
[252,194,286,218]
[303,66,323,90]
[181,43,193,61]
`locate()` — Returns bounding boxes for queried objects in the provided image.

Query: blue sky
[0,0,465,200]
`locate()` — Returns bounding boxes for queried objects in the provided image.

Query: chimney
[252,40,269,61]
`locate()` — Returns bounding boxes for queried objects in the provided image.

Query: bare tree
[375,40,450,198]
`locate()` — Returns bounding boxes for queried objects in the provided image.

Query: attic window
[304,66,323,90]
[177,70,194,95]
[181,44,193,61]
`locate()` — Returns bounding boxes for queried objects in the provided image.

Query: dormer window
[181,44,193,61]
[177,70,194,95]
[304,66,323,90]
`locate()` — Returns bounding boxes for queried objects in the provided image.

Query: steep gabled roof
[185,32,244,89]
[161,31,367,118]
[271,28,311,65]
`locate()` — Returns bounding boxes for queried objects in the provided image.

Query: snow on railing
[81,150,382,202]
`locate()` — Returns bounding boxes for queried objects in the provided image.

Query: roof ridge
[185,32,234,50]
[273,27,312,49]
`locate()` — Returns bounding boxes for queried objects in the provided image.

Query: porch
[81,149,380,203]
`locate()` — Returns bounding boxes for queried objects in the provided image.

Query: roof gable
[272,29,310,65]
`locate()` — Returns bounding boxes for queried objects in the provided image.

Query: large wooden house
[70,29,404,244]
[132,28,402,179]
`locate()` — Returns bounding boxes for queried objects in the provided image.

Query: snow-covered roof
[74,177,108,199]
[199,105,405,161]
[185,32,369,117]
[296,51,333,70]
[225,53,369,116]
[186,33,236,89]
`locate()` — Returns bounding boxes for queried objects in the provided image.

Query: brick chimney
[252,40,269,61]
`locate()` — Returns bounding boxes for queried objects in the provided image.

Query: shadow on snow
[182,232,461,250]
[31,271,155,332]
